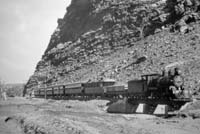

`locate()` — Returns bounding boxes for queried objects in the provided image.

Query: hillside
[25,0,200,92]
[5,83,24,97]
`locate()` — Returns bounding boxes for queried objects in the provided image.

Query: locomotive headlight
[173,75,184,88]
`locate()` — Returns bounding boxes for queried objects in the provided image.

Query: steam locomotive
[34,68,191,111]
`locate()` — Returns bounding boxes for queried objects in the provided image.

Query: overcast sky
[0,0,71,83]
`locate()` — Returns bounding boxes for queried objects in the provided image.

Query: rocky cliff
[26,0,200,93]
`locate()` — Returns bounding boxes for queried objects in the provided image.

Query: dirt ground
[0,97,200,134]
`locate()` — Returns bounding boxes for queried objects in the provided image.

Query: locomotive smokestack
[163,61,185,76]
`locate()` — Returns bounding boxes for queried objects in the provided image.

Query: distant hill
[5,83,24,87]
[5,83,25,97]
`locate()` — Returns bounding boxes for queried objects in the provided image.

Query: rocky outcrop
[25,0,200,93]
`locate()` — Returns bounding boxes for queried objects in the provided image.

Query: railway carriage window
[100,82,103,87]
[103,82,106,86]
[97,83,100,87]
[95,83,99,87]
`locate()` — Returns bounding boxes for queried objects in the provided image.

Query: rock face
[26,0,200,93]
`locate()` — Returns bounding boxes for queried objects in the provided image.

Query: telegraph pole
[45,61,51,100]
[44,79,47,99]
[44,68,48,100]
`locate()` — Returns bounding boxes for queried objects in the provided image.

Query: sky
[0,0,71,84]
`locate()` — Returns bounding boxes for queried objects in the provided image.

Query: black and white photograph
[1,0,200,134]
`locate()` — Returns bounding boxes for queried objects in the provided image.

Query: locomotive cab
[141,74,165,98]
[141,74,161,90]
[127,74,161,97]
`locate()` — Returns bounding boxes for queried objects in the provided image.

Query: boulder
[180,25,189,34]
[185,0,193,6]
[175,3,185,15]
[188,110,200,119]
[179,100,200,118]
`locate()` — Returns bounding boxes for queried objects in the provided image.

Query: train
[34,79,125,99]
[33,68,191,111]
